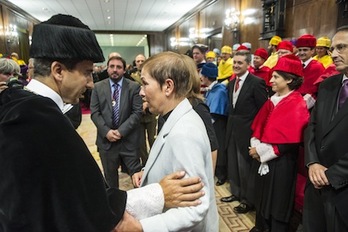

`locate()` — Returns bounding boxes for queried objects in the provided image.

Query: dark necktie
[338,79,348,110]
[234,77,240,92]
[112,83,120,127]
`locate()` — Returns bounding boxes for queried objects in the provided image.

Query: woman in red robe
[248,54,310,232]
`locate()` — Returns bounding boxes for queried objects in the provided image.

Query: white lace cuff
[250,137,261,147]
[303,93,316,109]
[255,142,278,163]
[126,183,164,220]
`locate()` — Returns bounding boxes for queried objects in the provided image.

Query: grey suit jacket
[90,77,142,151]
[139,99,219,232]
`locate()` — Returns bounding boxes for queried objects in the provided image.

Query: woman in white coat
[123,51,218,232]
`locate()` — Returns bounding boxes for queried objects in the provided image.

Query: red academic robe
[313,64,340,86]
[250,66,272,87]
[252,91,309,144]
[250,91,310,222]
[297,59,325,98]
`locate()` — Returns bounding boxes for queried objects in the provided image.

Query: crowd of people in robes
[1,8,348,232]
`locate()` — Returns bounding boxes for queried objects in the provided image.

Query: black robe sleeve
[0,88,126,232]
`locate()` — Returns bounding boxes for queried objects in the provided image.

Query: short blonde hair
[142,52,195,99]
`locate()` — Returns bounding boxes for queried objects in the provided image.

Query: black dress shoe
[220,195,239,203]
[216,179,226,186]
[250,227,261,232]
[249,227,269,232]
[233,203,254,214]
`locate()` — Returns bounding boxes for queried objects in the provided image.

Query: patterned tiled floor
[77,114,255,231]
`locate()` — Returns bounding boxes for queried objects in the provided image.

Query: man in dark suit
[221,51,268,214]
[91,55,143,188]
[303,27,348,231]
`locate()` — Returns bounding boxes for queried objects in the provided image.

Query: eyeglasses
[330,44,348,53]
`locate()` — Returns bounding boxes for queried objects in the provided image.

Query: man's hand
[132,170,143,188]
[106,130,122,142]
[308,163,329,189]
[113,211,142,232]
[249,147,260,162]
[159,171,204,208]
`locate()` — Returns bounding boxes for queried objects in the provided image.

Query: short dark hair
[192,44,208,54]
[33,58,82,77]
[234,51,252,64]
[275,70,303,90]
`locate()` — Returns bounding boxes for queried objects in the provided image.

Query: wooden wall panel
[240,0,264,52]
[0,6,5,56]
[285,0,337,40]
[203,0,224,30]
[163,0,339,54]
[0,0,340,59]
[147,32,165,56]
[0,3,36,62]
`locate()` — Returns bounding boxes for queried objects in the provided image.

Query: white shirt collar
[207,80,217,91]
[109,77,124,88]
[302,57,313,68]
[26,79,65,112]
[270,90,293,106]
[237,70,249,81]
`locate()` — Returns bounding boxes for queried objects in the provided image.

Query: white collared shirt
[26,79,69,112]
[302,57,313,69]
[233,71,249,107]
[206,80,217,91]
[342,74,348,83]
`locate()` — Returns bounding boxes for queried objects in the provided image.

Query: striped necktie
[112,83,120,128]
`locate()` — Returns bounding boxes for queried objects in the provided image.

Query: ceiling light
[107,16,111,19]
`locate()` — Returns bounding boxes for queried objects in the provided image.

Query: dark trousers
[303,184,348,232]
[255,211,289,232]
[227,137,253,205]
[215,164,227,181]
[99,148,120,188]
[213,116,227,181]
[99,140,142,188]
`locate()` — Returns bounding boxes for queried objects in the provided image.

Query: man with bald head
[130,54,145,84]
